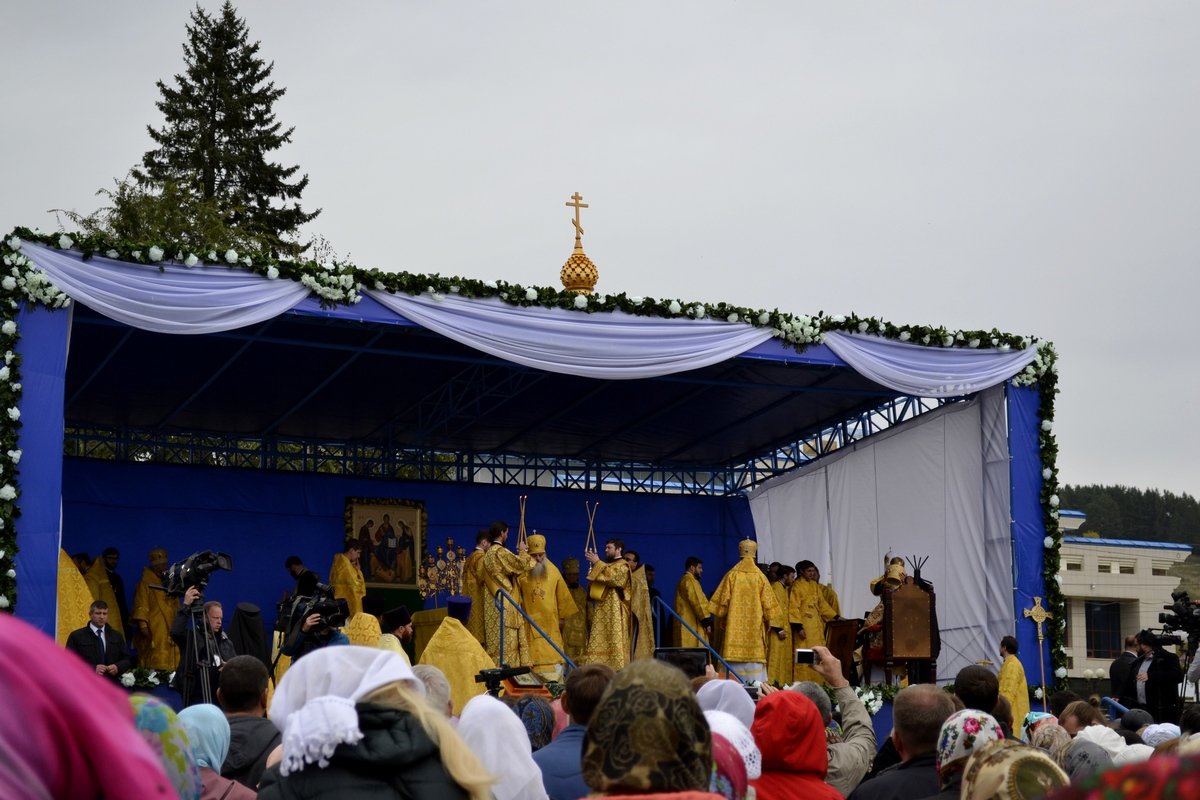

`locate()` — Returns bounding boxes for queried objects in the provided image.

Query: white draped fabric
[366,289,776,379]
[22,243,310,334]
[823,331,1038,397]
[749,386,1012,680]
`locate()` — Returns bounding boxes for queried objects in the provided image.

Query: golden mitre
[527,534,546,555]
[738,539,758,559]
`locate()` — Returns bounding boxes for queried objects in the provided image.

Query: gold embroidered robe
[482,543,533,665]
[519,559,579,672]
[329,553,366,618]
[461,548,488,643]
[419,616,495,715]
[630,566,655,661]
[790,577,836,682]
[345,611,382,647]
[83,558,124,635]
[710,558,783,664]
[998,653,1030,727]
[56,549,94,646]
[582,559,632,670]
[766,580,794,686]
[563,584,590,663]
[821,583,841,618]
[130,566,180,670]
[673,572,714,648]
[378,632,412,666]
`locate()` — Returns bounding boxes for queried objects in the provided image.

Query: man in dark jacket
[848,684,955,800]
[1122,629,1184,724]
[171,586,238,706]
[533,663,614,800]
[219,655,281,790]
[64,600,133,681]
[1110,634,1139,705]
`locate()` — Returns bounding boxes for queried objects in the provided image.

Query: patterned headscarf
[709,733,748,800]
[1022,711,1056,742]
[513,695,556,752]
[583,659,713,794]
[961,740,1068,800]
[1031,722,1071,756]
[1062,740,1113,781]
[936,709,1005,788]
[1046,751,1200,800]
[130,694,203,800]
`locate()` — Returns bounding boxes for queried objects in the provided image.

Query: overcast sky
[4,2,1199,498]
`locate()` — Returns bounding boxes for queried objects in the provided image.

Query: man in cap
[710,538,785,683]
[129,547,180,670]
[418,596,495,715]
[518,534,580,679]
[561,556,590,664]
[378,605,414,666]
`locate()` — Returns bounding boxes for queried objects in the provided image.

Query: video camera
[161,551,233,597]
[287,582,346,632]
[1158,589,1200,653]
[475,665,532,696]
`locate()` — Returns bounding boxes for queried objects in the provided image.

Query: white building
[1058,510,1192,675]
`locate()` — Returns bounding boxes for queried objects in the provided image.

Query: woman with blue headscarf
[178,703,258,799]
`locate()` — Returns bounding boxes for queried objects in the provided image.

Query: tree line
[1060,484,1200,546]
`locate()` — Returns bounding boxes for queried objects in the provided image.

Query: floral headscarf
[709,733,748,800]
[512,695,556,752]
[960,740,1068,800]
[1046,751,1200,800]
[936,709,1005,788]
[130,694,203,800]
[1031,722,1071,756]
[583,659,713,794]
[1022,711,1056,742]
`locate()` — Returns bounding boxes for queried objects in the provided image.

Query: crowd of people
[38,531,1200,798]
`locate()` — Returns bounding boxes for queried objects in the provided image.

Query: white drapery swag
[21,243,310,335]
[365,290,775,380]
[823,331,1038,397]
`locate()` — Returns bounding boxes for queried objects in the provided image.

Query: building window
[1118,562,1134,575]
[1153,564,1169,576]
[1085,600,1123,659]
[1098,562,1112,574]
[1065,561,1083,572]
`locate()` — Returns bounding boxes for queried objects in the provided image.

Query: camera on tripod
[289,583,346,631]
[1158,589,1200,652]
[161,551,234,598]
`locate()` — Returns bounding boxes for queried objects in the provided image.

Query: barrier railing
[652,595,745,684]
[496,586,577,673]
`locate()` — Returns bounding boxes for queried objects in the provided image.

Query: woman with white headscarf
[177,704,256,800]
[257,645,494,800]
[457,694,550,800]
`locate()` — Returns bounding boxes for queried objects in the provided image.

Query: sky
[4,2,1199,498]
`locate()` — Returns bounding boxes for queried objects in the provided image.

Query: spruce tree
[135,1,318,254]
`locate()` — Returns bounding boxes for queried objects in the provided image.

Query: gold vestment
[56,549,94,646]
[710,558,783,664]
[518,558,579,672]
[129,566,180,670]
[581,559,632,670]
[329,553,366,618]
[673,572,714,648]
[418,616,495,715]
[461,548,488,643]
[482,543,533,665]
[998,652,1030,727]
[790,577,836,682]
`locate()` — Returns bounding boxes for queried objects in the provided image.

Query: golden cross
[566,191,589,243]
[1023,596,1053,641]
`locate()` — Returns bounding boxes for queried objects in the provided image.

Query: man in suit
[1110,634,1138,704]
[64,600,133,681]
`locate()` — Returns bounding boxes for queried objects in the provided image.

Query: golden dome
[561,191,598,295]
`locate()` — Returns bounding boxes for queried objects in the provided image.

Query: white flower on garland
[224,249,238,264]
[899,331,911,341]
[1049,495,1060,508]
[573,294,588,309]
[7,450,21,464]
[0,366,8,382]
[131,251,142,261]
[1041,419,1053,432]
[58,234,73,250]
[4,569,12,579]
[1055,667,1068,679]
[106,249,119,259]
[727,313,739,323]
[6,407,17,421]
[858,321,869,333]
[266,267,280,280]
[525,288,538,301]
[668,300,682,314]
[942,335,954,347]
[1034,687,1043,699]
[184,254,198,268]
[1042,468,1052,480]
[0,485,15,501]
[0,595,8,609]
[854,686,884,715]
[1,321,15,336]
[757,311,770,325]
[6,237,19,250]
[148,246,164,262]
[1,277,16,292]
[968,338,980,348]
[1044,536,1054,548]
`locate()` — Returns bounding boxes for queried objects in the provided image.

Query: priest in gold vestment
[56,548,94,646]
[561,557,590,663]
[518,534,579,677]
[83,557,124,635]
[997,634,1030,728]
[673,556,714,648]
[790,560,837,683]
[377,606,414,666]
[624,550,655,662]
[419,596,495,715]
[129,547,180,670]
[582,538,633,670]
[482,522,533,666]
[460,530,490,643]
[329,540,367,618]
[710,539,784,683]
[766,565,796,686]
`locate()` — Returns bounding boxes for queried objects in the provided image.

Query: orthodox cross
[566,192,589,244]
[1023,596,1054,712]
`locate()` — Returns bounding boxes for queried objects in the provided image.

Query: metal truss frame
[63,393,956,496]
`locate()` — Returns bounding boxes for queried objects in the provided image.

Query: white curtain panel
[748,387,1012,680]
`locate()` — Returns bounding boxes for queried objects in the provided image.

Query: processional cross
[566,192,589,245]
[1023,596,1054,712]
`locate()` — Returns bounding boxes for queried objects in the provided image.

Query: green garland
[0,225,1063,683]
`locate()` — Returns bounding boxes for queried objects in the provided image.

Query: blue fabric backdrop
[1007,384,1049,683]
[60,458,755,635]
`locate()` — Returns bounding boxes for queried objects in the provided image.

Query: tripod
[179,590,217,707]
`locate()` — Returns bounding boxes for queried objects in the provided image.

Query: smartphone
[795,648,818,664]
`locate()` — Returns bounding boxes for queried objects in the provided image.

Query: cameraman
[1122,629,1183,724]
[279,596,349,662]
[171,586,238,707]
